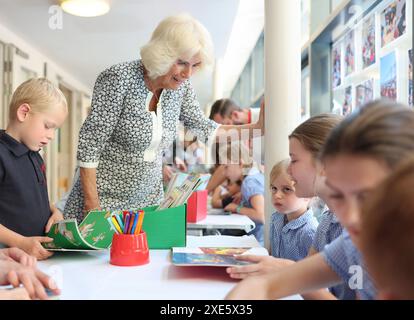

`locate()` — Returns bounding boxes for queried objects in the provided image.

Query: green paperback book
[43,211,115,251]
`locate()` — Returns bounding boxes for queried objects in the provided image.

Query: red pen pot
[110,232,150,266]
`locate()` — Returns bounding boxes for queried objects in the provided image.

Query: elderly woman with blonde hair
[63,14,264,221]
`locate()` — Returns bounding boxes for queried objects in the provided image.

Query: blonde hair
[9,78,67,120]
[269,159,291,186]
[361,157,414,299]
[321,100,414,168]
[140,13,214,79]
[289,114,343,161]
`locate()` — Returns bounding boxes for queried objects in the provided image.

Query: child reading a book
[226,100,414,300]
[220,141,265,245]
[227,115,353,300]
[268,159,317,261]
[360,157,414,299]
[0,78,68,260]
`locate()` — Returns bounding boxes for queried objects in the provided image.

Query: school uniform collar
[0,130,30,157]
[282,209,314,232]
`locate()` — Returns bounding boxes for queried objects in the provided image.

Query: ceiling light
[60,0,110,17]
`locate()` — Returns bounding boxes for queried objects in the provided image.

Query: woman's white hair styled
[140,13,214,79]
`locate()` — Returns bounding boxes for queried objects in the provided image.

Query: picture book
[165,172,189,196]
[332,43,342,88]
[362,15,376,69]
[381,0,406,47]
[158,173,211,210]
[380,51,397,100]
[43,210,114,251]
[355,79,374,108]
[171,247,269,267]
[409,49,413,107]
[344,30,355,76]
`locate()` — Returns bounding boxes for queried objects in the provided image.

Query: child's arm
[0,287,30,300]
[226,255,295,279]
[212,186,225,208]
[0,247,37,267]
[296,246,339,300]
[0,259,60,300]
[225,253,341,300]
[0,225,53,260]
[224,194,264,223]
[206,165,227,193]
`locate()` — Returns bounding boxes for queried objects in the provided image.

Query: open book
[43,211,114,251]
[171,246,268,267]
[157,173,210,211]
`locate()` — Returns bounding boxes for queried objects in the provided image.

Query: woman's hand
[45,206,64,233]
[0,248,37,268]
[226,255,295,279]
[83,201,101,219]
[18,237,54,261]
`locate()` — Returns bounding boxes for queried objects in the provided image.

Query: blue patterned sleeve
[321,234,351,282]
[312,216,329,252]
[180,81,219,142]
[241,176,265,205]
[299,224,317,259]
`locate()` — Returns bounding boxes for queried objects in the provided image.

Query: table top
[187,214,255,233]
[37,236,300,300]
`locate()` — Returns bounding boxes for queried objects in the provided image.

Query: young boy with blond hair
[0,78,67,260]
[269,159,318,261]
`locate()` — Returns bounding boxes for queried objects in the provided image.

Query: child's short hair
[9,78,67,120]
[269,159,291,185]
[361,157,414,299]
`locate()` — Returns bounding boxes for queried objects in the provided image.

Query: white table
[37,236,300,300]
[187,214,255,236]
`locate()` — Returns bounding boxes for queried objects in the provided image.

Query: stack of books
[157,173,210,210]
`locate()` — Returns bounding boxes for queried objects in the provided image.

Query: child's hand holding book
[18,236,54,260]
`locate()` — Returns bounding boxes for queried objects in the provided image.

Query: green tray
[140,204,187,249]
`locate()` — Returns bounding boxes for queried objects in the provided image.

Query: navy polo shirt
[0,130,50,237]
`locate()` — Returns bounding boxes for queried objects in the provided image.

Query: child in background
[360,157,414,300]
[226,100,414,300]
[269,159,317,261]
[220,141,265,245]
[211,178,241,209]
[0,78,68,260]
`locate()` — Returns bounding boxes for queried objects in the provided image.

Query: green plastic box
[140,204,187,249]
